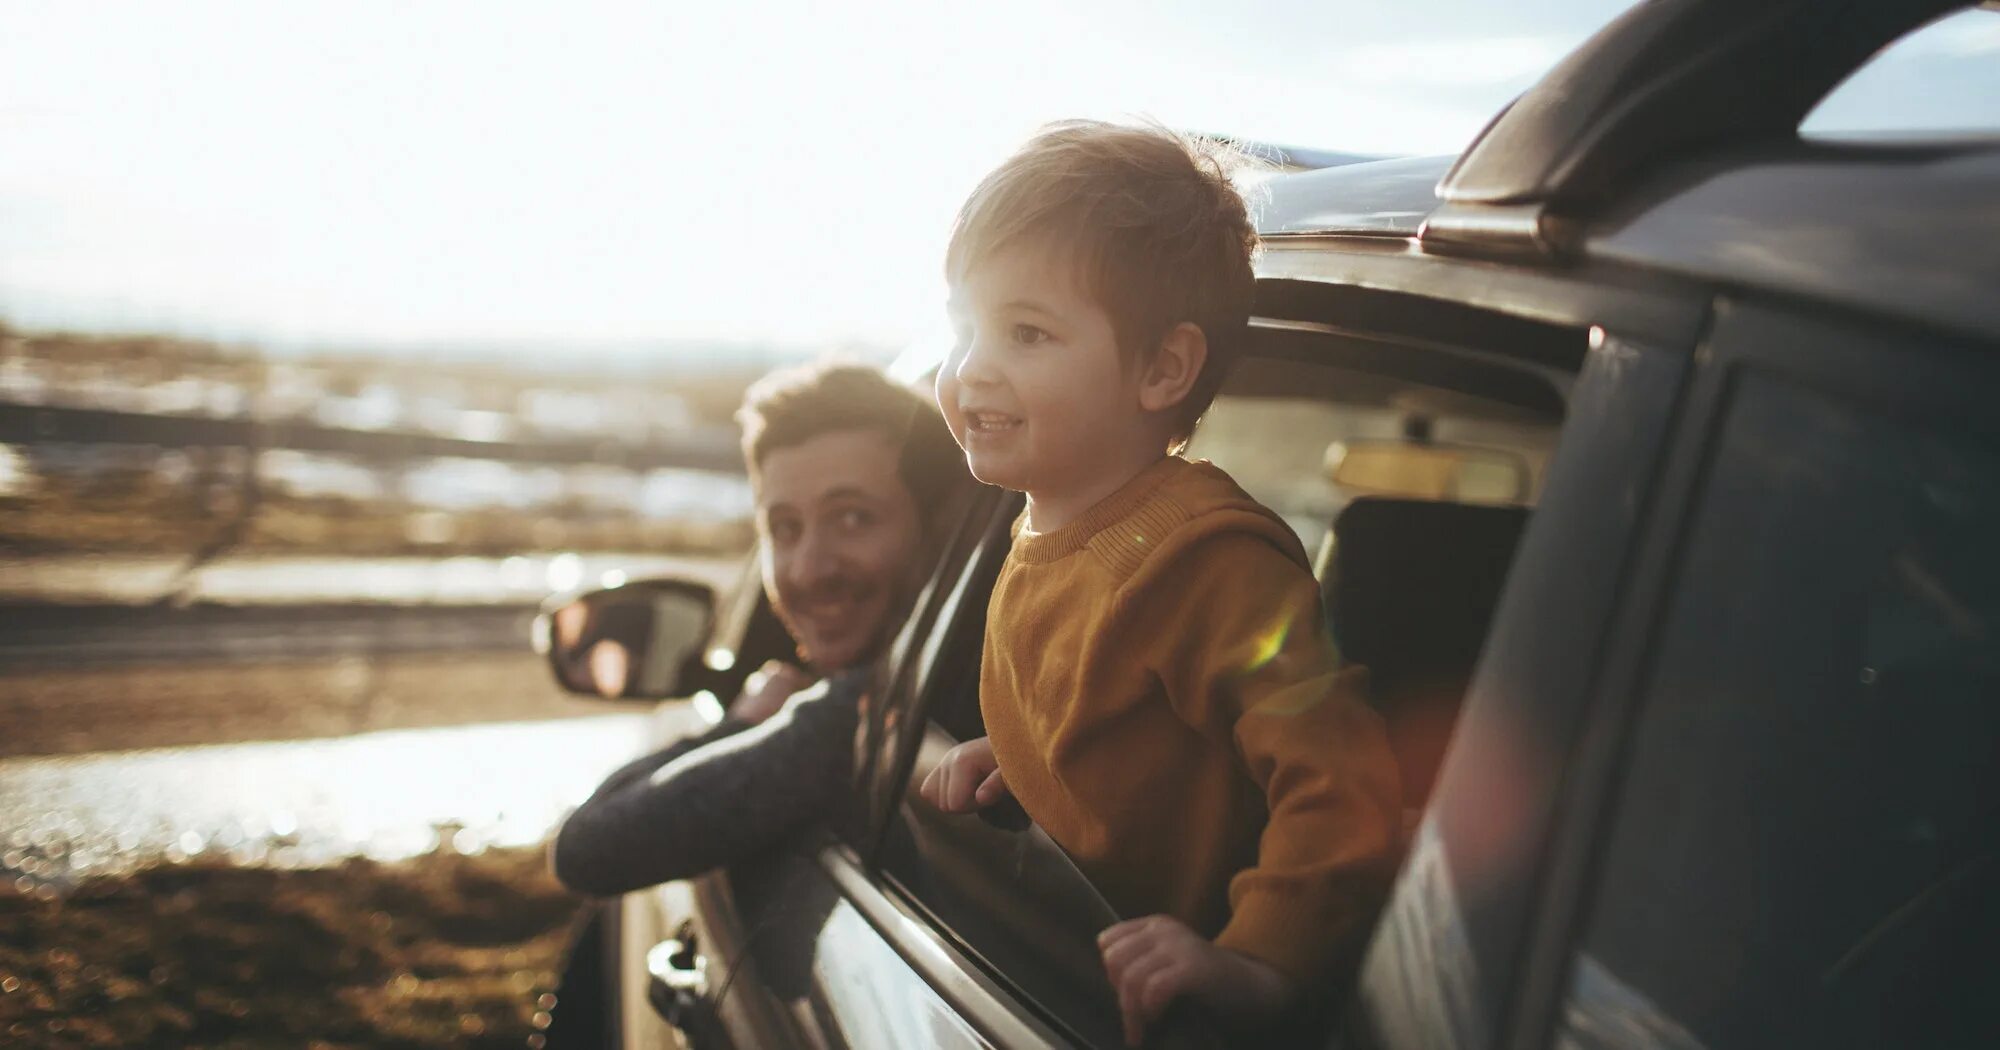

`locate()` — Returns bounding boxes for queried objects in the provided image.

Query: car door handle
[648,928,708,992]
[646,923,733,1050]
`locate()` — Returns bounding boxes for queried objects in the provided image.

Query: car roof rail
[1422,0,1973,256]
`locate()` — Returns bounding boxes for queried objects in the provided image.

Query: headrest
[1325,498,1530,694]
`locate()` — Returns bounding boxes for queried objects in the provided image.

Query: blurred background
[1,1,1993,1045]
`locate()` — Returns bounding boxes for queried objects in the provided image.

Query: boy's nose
[953,336,1002,387]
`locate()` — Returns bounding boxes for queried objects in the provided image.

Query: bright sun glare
[36,0,1979,357]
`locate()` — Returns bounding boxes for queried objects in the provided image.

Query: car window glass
[1803,8,2000,141]
[1559,373,1999,1049]
[856,480,1003,831]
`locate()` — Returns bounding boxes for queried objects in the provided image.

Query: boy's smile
[939,238,1170,532]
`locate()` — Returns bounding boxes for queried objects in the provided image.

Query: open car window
[867,330,1571,1046]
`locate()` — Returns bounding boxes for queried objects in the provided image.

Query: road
[0,550,742,756]
[0,551,739,607]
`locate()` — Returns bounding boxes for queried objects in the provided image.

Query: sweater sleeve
[1131,531,1402,984]
[549,671,863,897]
[575,717,757,807]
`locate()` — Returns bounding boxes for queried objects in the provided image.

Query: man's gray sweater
[549,669,863,896]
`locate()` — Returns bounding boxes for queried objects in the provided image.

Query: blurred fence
[0,396,757,569]
[0,402,743,473]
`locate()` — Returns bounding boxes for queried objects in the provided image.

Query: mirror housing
[533,578,720,700]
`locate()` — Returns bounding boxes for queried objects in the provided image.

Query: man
[549,361,971,895]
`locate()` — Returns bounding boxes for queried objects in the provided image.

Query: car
[535,1,2000,1047]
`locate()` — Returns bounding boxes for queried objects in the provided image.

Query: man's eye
[837,508,875,531]
[1012,324,1050,346]
[767,520,801,544]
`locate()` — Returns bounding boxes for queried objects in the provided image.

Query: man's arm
[550,671,864,897]
[571,659,813,807]
[575,718,758,808]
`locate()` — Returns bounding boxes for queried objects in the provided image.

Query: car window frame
[1504,294,2000,1050]
[855,481,1012,839]
[1321,310,1695,1050]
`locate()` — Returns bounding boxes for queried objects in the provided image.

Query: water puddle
[0,713,652,897]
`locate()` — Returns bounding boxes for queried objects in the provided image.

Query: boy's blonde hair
[945,120,1261,449]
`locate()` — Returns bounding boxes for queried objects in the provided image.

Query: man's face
[938,238,1148,502]
[754,427,924,672]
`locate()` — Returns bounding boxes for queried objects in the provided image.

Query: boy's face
[939,238,1151,501]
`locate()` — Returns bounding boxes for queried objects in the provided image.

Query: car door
[1500,300,2000,1050]
[1335,308,1701,1050]
[599,559,820,1050]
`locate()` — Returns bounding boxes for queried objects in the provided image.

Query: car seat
[1321,497,1530,810]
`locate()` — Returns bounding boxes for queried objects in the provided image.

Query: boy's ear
[1138,322,1207,414]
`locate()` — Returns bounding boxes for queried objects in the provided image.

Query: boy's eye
[1012,324,1050,346]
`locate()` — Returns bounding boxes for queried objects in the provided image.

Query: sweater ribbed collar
[1011,456,1187,565]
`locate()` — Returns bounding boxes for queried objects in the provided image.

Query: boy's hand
[1098,915,1293,1047]
[918,736,1009,812]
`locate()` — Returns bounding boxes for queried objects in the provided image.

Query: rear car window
[1803,8,2000,142]
[1560,373,1999,1048]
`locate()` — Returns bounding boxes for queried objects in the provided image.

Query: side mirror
[1326,440,1529,503]
[533,578,719,700]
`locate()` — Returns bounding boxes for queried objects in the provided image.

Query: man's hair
[945,120,1261,450]
[737,361,969,534]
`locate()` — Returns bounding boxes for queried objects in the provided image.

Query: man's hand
[728,660,815,724]
[918,735,1009,812]
[1098,915,1294,1047]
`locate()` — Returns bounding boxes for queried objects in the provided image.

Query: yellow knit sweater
[981,456,1401,983]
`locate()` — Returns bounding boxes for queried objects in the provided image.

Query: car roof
[1256,155,1454,237]
[1255,143,2000,344]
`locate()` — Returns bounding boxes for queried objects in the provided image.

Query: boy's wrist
[1215,887,1356,988]
[1213,944,1294,1017]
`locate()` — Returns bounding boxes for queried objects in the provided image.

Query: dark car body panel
[1586,145,2000,343]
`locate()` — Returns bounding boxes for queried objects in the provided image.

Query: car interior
[1183,345,1562,815]
[856,317,1579,1046]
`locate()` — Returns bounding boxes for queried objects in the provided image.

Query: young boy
[918,121,1401,1045]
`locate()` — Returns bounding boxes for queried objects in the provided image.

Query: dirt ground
[0,847,586,1049]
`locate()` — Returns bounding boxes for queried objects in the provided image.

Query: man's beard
[778,561,926,672]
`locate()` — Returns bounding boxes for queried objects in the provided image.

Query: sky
[0,1,1992,362]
